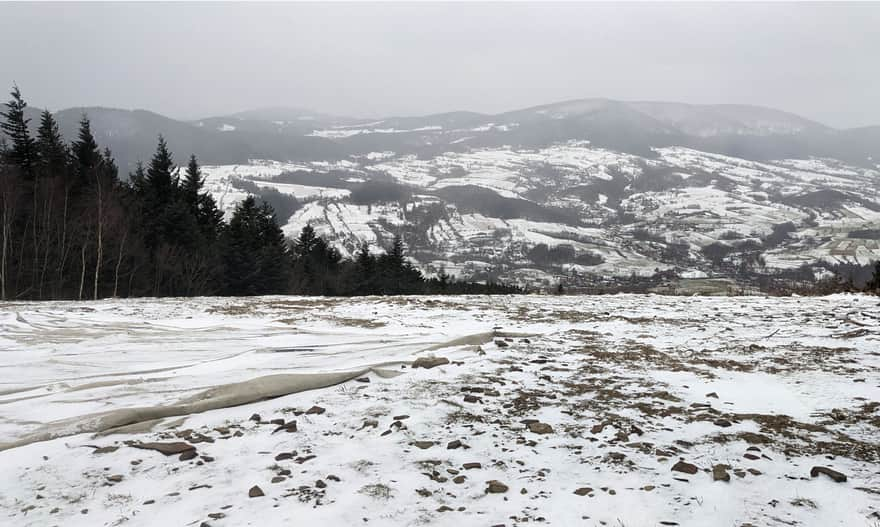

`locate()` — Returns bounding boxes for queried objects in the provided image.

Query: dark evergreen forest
[0,86,521,300]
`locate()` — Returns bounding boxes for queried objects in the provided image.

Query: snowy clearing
[0,294,878,526]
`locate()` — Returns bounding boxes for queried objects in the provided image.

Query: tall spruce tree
[71,115,101,189]
[181,154,222,241]
[222,196,290,295]
[0,85,37,178]
[181,154,203,210]
[35,110,67,177]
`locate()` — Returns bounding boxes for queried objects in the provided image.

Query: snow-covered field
[2,294,878,526]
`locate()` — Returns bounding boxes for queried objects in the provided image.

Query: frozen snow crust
[1,294,878,526]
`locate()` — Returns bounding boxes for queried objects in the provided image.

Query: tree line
[0,86,521,300]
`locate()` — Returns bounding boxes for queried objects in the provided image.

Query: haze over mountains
[18,98,880,173]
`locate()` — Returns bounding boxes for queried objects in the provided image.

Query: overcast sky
[1,2,877,128]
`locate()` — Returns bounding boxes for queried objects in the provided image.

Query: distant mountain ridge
[8,97,880,172]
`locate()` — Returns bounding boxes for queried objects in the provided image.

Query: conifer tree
[0,85,37,178]
[145,135,175,200]
[71,115,100,189]
[181,154,203,210]
[35,110,67,176]
[222,196,290,295]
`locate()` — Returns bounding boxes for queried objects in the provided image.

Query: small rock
[706,392,719,399]
[355,377,370,383]
[179,450,198,461]
[810,466,847,482]
[249,414,262,422]
[437,505,454,512]
[574,487,593,496]
[106,474,123,483]
[360,419,378,430]
[463,463,482,470]
[248,485,265,498]
[494,340,509,348]
[412,356,450,369]
[447,440,463,449]
[272,421,297,434]
[714,419,732,428]
[671,460,699,475]
[712,464,730,482]
[315,479,327,489]
[453,475,466,484]
[486,480,509,493]
[412,441,434,449]
[271,476,286,484]
[463,394,480,403]
[306,406,326,415]
[208,513,226,520]
[92,446,119,454]
[527,422,553,434]
[131,442,196,456]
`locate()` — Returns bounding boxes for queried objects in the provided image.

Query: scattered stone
[275,452,295,461]
[272,421,297,434]
[463,463,482,470]
[810,466,847,482]
[706,392,719,399]
[494,340,509,348]
[327,475,341,482]
[590,423,606,434]
[131,442,196,456]
[248,485,265,498]
[712,464,730,482]
[271,476,286,484]
[316,479,327,489]
[355,377,370,383]
[393,415,410,420]
[412,441,434,449]
[92,446,119,454]
[306,405,326,415]
[714,419,732,428]
[453,475,466,484]
[447,440,463,449]
[179,450,198,461]
[671,460,699,475]
[463,394,480,403]
[527,422,553,434]
[208,513,226,520]
[412,356,450,369]
[743,453,760,461]
[574,487,593,496]
[269,418,285,425]
[106,474,123,483]
[360,419,378,430]
[486,480,509,493]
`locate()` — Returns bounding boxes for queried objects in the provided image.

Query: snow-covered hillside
[198,139,880,288]
[1,295,878,526]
